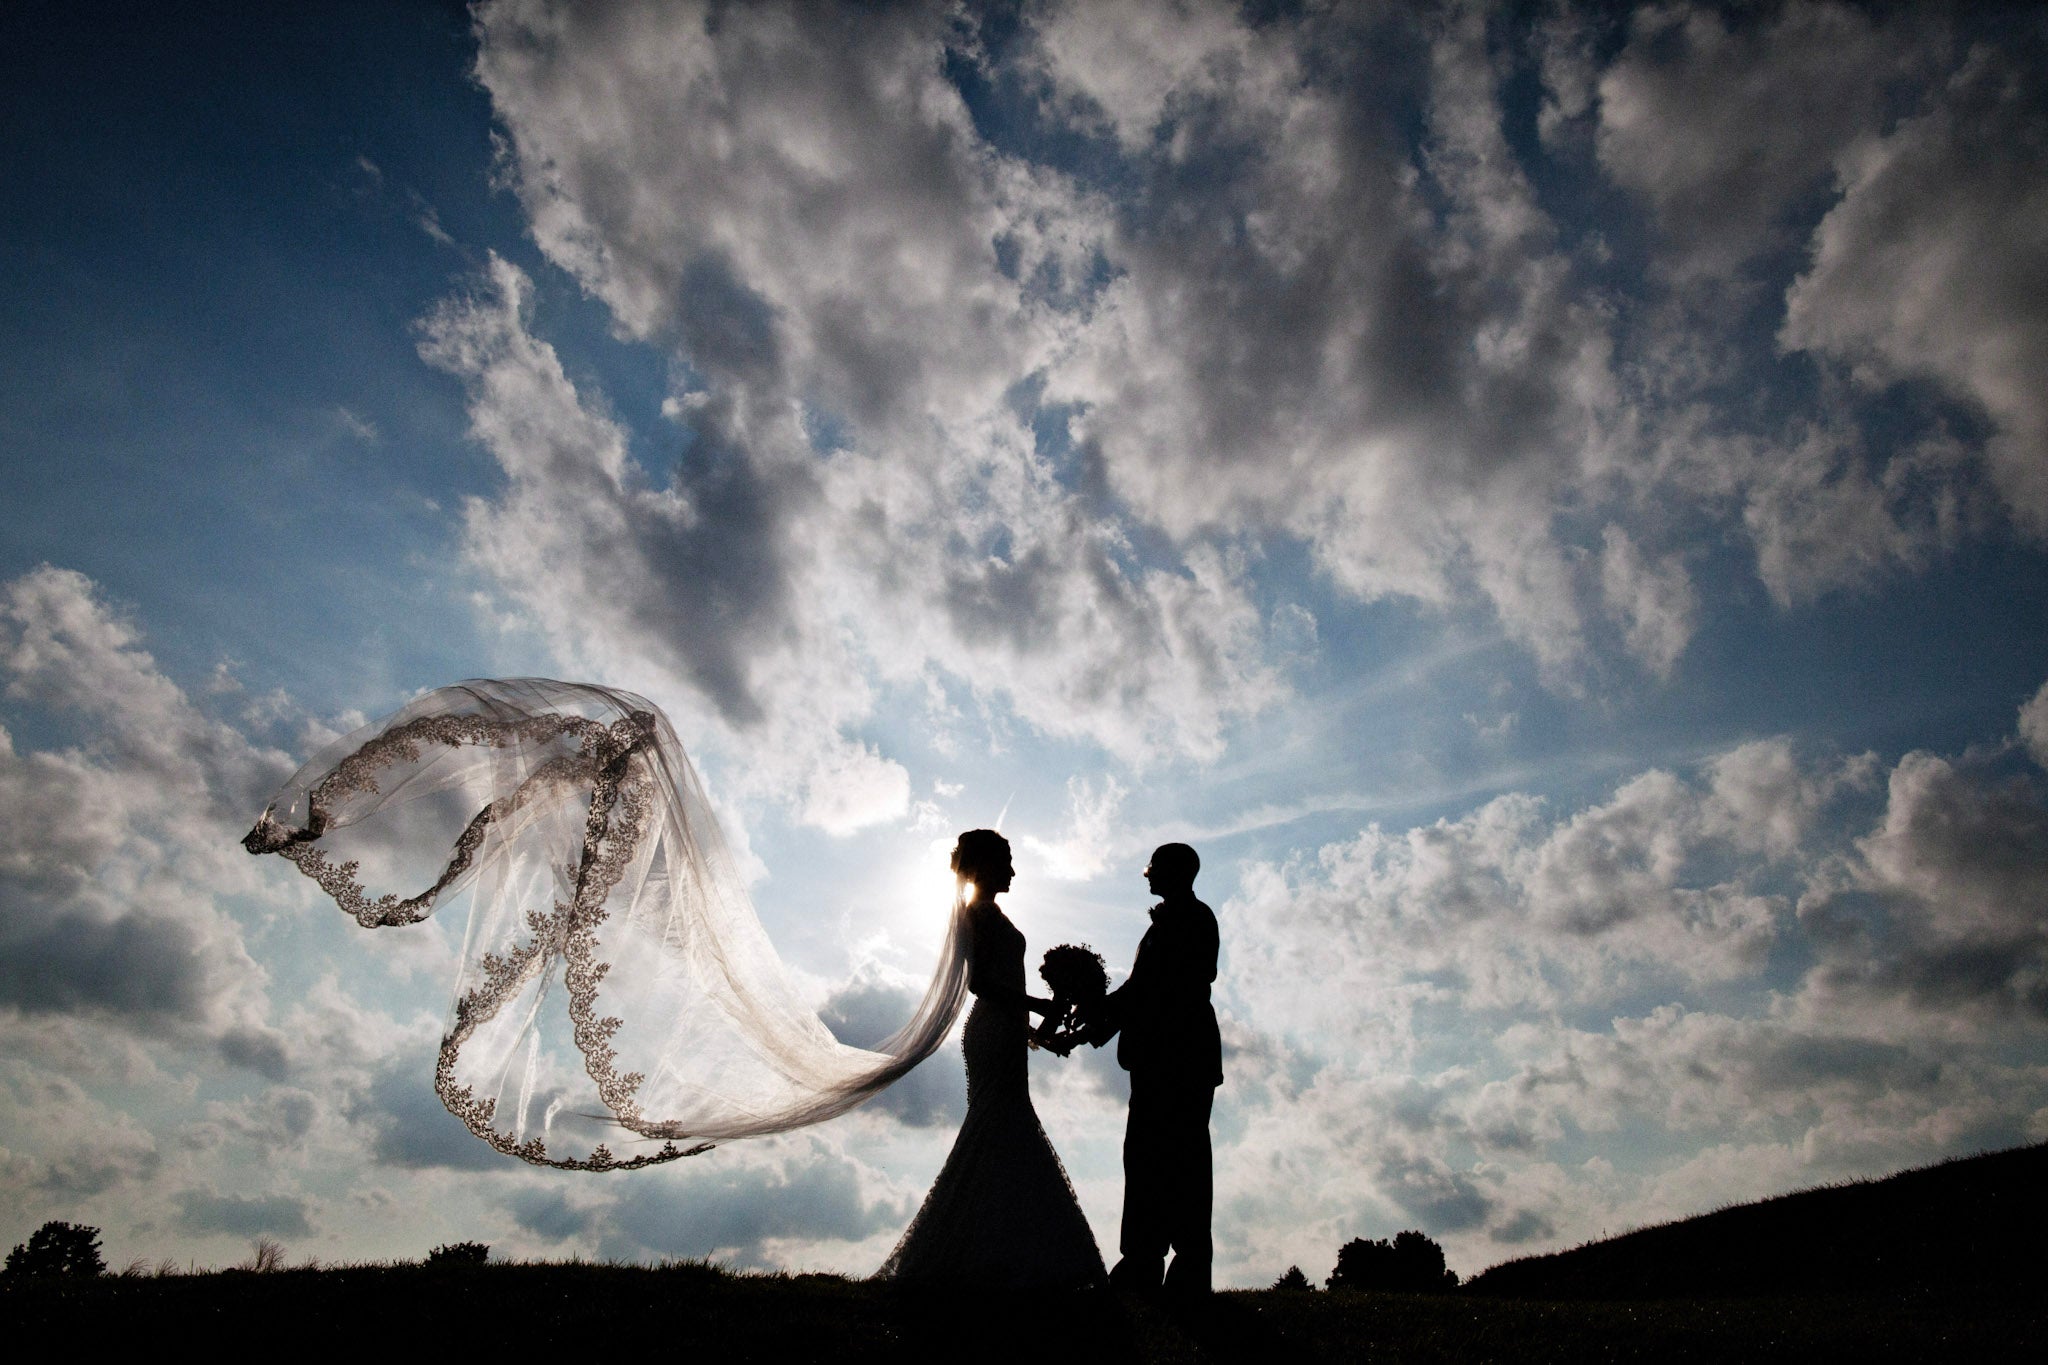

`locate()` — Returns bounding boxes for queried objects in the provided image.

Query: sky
[2,0,2046,1285]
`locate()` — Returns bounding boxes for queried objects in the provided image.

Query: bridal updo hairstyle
[952,829,1010,901]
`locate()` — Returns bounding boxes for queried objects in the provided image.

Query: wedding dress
[243,679,970,1169]
[877,900,1107,1289]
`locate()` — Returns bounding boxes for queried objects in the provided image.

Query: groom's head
[1144,843,1200,901]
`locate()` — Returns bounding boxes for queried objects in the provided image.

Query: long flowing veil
[243,679,970,1169]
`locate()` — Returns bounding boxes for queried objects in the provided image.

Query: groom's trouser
[1120,1073,1216,1292]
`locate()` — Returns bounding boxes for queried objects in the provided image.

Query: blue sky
[3,0,2047,1284]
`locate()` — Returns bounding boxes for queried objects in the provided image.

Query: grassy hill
[1467,1141,2048,1300]
[5,1145,2044,1360]
[2,1260,2043,1362]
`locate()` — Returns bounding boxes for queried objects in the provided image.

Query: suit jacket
[1103,895,1223,1088]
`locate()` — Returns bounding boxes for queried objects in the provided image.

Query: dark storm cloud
[600,1147,899,1263]
[1374,1149,1496,1233]
[30,1139,162,1199]
[0,903,208,1020]
[597,401,809,730]
[508,1186,596,1242]
[1804,749,2048,1022]
[820,975,966,1128]
[216,1026,291,1082]
[1488,1208,1556,1246]
[175,1190,314,1239]
[40,1154,155,1198]
[676,255,783,384]
[352,1057,505,1172]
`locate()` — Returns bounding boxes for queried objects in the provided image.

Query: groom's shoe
[1109,1256,1165,1295]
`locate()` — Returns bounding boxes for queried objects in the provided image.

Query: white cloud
[1018,773,1127,881]
[2020,682,2048,770]
[455,0,2034,737]
[1224,743,1860,1047]
[17,4,2031,1286]
[1738,420,1979,607]
[1039,2,1622,680]
[418,254,909,828]
[456,0,1283,799]
[1599,524,1697,676]
[1594,2,1934,282]
[1782,42,2048,534]
[1027,0,1287,152]
[1704,737,1876,862]
[1556,4,2031,614]
[0,1057,162,1204]
[0,567,290,1065]
[1207,723,2048,1275]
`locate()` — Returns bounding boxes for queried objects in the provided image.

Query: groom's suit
[1096,892,1223,1294]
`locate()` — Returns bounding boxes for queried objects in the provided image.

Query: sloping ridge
[1467,1142,2047,1299]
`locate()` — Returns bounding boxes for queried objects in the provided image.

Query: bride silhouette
[878,830,1106,1288]
[242,679,1101,1282]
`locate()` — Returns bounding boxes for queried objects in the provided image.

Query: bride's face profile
[954,831,1014,903]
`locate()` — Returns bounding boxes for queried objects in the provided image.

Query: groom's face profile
[1144,844,1198,899]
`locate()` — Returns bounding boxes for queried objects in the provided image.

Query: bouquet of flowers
[1032,943,1108,1055]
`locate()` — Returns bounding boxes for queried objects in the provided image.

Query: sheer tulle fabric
[243,679,969,1170]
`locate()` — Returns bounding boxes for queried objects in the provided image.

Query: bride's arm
[965,910,1059,1015]
[970,979,1061,1016]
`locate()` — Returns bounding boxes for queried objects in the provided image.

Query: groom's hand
[1073,1001,1113,1047]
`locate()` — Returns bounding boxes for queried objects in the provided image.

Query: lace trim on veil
[245,680,970,1170]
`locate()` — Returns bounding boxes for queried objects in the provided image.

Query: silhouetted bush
[426,1241,491,1267]
[4,1221,105,1278]
[1327,1229,1458,1293]
[1273,1264,1313,1291]
[243,1237,287,1272]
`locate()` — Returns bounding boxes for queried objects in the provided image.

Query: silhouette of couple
[240,682,1216,1291]
[881,831,1223,1295]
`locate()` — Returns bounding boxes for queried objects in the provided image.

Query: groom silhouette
[1081,842,1223,1296]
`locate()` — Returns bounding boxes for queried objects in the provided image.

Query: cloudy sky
[4,0,2046,1284]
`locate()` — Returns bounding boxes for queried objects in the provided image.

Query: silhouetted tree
[1327,1229,1458,1293]
[1272,1264,1313,1291]
[4,1221,104,1278]
[426,1241,491,1266]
